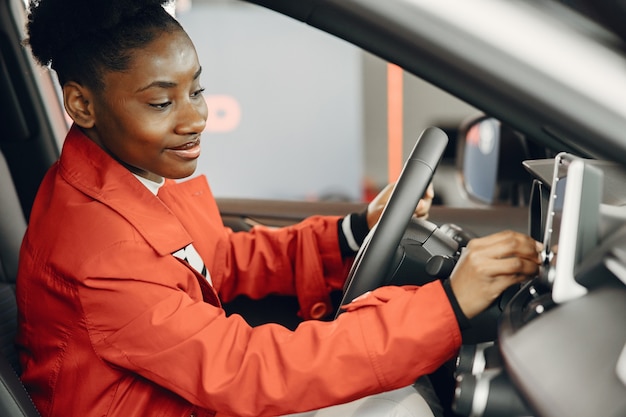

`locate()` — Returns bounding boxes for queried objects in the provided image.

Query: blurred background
[175,0,479,204]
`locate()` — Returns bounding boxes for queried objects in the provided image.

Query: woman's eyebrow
[135,67,203,93]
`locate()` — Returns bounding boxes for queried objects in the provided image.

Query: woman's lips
[166,138,201,160]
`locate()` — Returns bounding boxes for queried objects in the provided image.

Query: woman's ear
[63,82,96,128]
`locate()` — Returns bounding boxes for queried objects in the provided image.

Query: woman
[17,1,541,416]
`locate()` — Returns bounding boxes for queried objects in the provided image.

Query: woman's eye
[191,87,206,98]
[149,101,171,110]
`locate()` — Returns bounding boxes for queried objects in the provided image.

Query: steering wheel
[335,127,449,318]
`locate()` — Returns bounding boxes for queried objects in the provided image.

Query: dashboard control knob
[455,342,496,376]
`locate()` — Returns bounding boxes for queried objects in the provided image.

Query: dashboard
[452,154,626,417]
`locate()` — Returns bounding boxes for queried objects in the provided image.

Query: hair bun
[27,0,172,66]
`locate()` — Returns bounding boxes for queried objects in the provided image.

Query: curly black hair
[26,0,183,91]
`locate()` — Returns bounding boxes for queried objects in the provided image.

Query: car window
[174,0,479,203]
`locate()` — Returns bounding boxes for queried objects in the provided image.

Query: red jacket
[16,125,462,417]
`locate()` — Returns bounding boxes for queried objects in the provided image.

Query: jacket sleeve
[79,243,462,417]
[157,178,351,321]
[212,215,352,320]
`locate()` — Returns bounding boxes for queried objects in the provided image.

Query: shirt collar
[133,174,164,196]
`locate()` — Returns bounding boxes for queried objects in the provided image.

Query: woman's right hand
[449,230,543,319]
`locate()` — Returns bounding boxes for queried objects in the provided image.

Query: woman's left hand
[366,182,435,229]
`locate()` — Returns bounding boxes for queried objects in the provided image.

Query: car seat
[0,150,41,416]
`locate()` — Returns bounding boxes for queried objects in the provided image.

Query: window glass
[178,0,479,203]
[178,0,364,201]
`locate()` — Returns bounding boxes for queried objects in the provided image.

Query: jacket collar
[58,124,193,256]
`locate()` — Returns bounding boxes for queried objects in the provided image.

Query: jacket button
[309,302,327,319]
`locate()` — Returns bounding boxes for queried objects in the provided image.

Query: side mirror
[457,115,534,205]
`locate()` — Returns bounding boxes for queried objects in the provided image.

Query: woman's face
[88,29,208,181]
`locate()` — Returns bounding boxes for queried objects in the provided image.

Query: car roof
[243,0,626,165]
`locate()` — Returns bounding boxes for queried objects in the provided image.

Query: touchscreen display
[543,154,603,303]
[545,176,566,266]
[543,155,571,265]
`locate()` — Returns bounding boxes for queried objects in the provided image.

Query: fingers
[367,182,435,227]
[473,256,540,279]
[466,230,542,263]
[366,183,394,229]
[415,199,431,218]
[449,230,542,318]
[414,183,434,218]
[460,231,541,279]
[424,182,435,200]
[467,229,531,248]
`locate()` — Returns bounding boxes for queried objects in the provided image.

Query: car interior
[0,159,36,416]
[1,0,54,414]
[1,0,626,416]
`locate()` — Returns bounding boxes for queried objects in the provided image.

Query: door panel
[216,198,529,236]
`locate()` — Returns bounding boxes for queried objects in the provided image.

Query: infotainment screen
[542,153,603,303]
[542,153,574,266]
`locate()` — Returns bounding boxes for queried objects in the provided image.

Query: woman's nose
[176,99,208,134]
